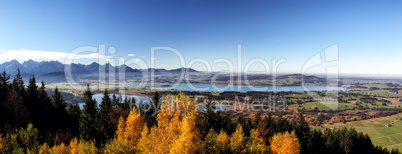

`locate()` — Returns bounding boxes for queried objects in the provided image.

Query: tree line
[0,70,400,153]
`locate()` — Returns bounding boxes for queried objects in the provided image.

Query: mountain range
[0,59,198,78]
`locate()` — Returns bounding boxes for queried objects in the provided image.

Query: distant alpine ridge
[0,59,198,76]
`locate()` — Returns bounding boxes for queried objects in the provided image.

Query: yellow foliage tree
[137,126,168,153]
[137,125,153,153]
[230,124,245,152]
[269,131,300,154]
[215,129,230,153]
[0,134,3,151]
[123,108,144,146]
[137,93,200,153]
[38,143,50,154]
[50,143,69,153]
[116,117,126,142]
[246,129,268,153]
[69,138,85,154]
[104,138,130,153]
[202,129,218,153]
[106,107,143,153]
[170,111,199,154]
[85,141,98,154]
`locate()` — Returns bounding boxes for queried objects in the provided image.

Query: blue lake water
[124,82,346,92]
[198,104,232,111]
[78,94,151,109]
[79,94,233,111]
[79,84,352,109]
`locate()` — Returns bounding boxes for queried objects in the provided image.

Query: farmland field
[320,112,402,150]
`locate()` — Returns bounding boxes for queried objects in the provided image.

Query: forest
[0,70,400,154]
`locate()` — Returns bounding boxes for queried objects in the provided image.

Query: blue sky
[0,0,402,75]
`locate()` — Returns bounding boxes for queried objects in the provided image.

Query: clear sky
[0,0,401,75]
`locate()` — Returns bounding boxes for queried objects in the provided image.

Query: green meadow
[319,113,402,150]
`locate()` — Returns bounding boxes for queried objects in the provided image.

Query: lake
[79,84,351,109]
[79,94,233,111]
[124,82,347,92]
[78,94,151,109]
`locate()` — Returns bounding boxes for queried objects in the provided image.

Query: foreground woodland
[0,70,400,154]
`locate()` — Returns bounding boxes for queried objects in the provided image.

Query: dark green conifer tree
[12,69,25,96]
[96,89,114,143]
[79,85,98,140]
[68,104,82,137]
[144,91,161,127]
[51,86,69,131]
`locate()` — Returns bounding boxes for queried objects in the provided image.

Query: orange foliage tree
[270,131,300,154]
[230,124,246,152]
[105,107,143,153]
[215,129,230,153]
[170,110,199,154]
[246,129,268,153]
[0,134,3,151]
[137,93,200,153]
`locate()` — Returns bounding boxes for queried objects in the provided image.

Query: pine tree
[52,86,69,131]
[145,91,161,127]
[12,69,24,96]
[79,85,98,141]
[37,81,55,132]
[295,111,310,153]
[0,70,10,102]
[52,87,67,112]
[26,75,38,102]
[201,94,221,137]
[253,112,262,128]
[111,94,117,107]
[0,70,11,127]
[222,112,236,135]
[96,89,114,143]
[68,104,82,137]
[26,75,41,131]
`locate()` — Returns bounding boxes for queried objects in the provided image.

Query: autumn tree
[69,137,98,154]
[215,129,230,153]
[17,123,39,153]
[106,107,144,153]
[201,129,218,153]
[123,107,144,146]
[170,110,199,154]
[230,124,246,153]
[137,93,200,153]
[246,129,268,153]
[270,131,300,154]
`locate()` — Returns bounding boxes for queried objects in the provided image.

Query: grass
[318,112,402,151]
[288,102,357,110]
